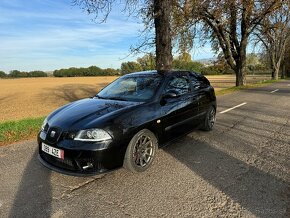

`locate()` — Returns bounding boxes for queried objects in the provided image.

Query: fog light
[82,162,93,170]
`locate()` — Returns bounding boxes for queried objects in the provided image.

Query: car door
[161,73,196,140]
[188,72,210,116]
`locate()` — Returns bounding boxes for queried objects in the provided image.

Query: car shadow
[163,135,289,217]
[9,149,52,218]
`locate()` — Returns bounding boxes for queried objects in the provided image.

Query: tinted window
[188,73,200,89]
[98,75,163,102]
[165,75,190,95]
[189,73,210,89]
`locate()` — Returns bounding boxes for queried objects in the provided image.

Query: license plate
[42,143,64,159]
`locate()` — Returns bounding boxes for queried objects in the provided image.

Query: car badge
[50,131,56,138]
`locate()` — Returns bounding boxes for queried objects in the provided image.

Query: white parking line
[220,102,247,114]
[270,89,279,93]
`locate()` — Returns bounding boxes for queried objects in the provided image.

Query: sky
[0,0,215,73]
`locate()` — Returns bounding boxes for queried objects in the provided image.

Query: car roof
[124,70,200,77]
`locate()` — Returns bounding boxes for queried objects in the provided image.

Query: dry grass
[0,75,271,122]
[0,77,117,122]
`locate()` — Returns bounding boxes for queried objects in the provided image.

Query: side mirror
[162,90,178,98]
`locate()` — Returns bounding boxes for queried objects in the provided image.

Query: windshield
[97,74,163,102]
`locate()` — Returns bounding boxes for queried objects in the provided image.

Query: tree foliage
[0,71,6,78]
[121,61,143,74]
[175,0,281,86]
[254,0,290,80]
[136,53,156,71]
[121,53,204,74]
[173,59,203,72]
[8,70,48,78]
[53,66,119,77]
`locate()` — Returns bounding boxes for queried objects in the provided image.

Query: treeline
[0,70,47,78]
[120,53,232,75]
[121,59,233,75]
[0,53,271,78]
[121,53,202,74]
[121,52,273,75]
[53,66,119,77]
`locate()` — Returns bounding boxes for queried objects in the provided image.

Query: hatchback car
[38,71,216,176]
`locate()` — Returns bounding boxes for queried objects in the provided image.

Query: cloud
[0,0,215,72]
[0,0,143,72]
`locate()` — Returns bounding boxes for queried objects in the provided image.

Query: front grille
[40,151,76,171]
[40,148,106,173]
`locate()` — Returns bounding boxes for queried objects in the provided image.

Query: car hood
[47,98,141,129]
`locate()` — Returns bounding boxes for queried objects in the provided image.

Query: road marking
[270,89,279,93]
[288,84,290,87]
[220,102,247,114]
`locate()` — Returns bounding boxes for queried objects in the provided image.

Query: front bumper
[38,132,126,176]
[38,154,113,177]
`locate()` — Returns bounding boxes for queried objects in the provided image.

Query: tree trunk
[272,59,281,80]
[154,0,173,71]
[281,64,286,79]
[235,64,247,86]
[272,63,280,80]
[235,41,247,86]
[273,68,279,80]
[271,70,275,79]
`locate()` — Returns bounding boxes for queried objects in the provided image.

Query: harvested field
[0,77,117,122]
[0,75,270,122]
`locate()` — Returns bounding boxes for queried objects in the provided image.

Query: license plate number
[42,143,64,159]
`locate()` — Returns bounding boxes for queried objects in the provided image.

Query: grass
[0,78,282,146]
[215,79,279,96]
[0,116,45,146]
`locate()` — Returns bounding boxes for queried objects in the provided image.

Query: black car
[38,70,216,176]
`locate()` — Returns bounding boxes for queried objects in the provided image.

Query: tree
[180,0,280,86]
[254,0,290,80]
[73,0,173,71]
[9,70,28,78]
[0,71,6,78]
[283,41,290,78]
[177,52,192,62]
[173,59,203,72]
[137,53,156,71]
[121,61,142,74]
[153,0,173,71]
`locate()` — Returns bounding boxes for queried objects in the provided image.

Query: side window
[188,73,201,90]
[165,75,190,95]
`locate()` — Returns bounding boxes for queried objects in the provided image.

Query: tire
[201,106,216,131]
[124,129,158,173]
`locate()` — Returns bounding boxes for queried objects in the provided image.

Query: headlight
[41,117,47,131]
[74,129,112,142]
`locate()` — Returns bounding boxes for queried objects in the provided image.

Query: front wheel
[201,106,216,131]
[123,129,158,173]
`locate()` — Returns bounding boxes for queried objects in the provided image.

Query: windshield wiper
[95,94,107,99]
[96,95,127,101]
[107,97,127,101]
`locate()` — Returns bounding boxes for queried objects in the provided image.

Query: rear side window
[189,72,210,89]
[165,75,190,95]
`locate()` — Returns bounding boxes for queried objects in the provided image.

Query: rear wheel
[201,106,216,131]
[124,129,158,172]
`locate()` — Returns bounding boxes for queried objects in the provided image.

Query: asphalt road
[1,80,289,218]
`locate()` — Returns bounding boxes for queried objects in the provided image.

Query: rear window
[189,72,210,88]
